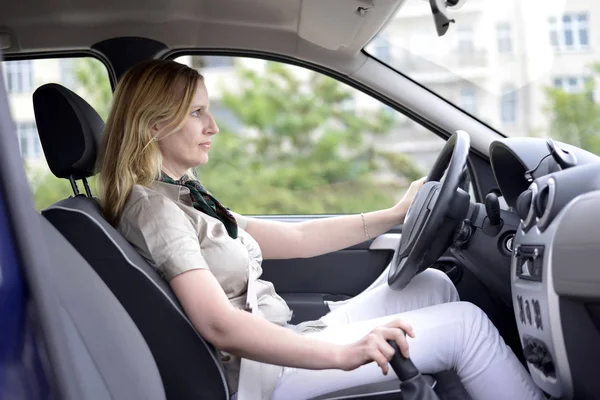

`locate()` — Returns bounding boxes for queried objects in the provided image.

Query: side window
[2,57,112,210]
[175,55,446,215]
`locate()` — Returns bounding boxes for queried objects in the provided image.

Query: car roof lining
[1,0,404,58]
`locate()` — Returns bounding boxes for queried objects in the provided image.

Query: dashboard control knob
[525,299,532,325]
[516,190,533,221]
[532,299,543,330]
[517,295,525,324]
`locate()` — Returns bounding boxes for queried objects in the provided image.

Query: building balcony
[392,49,490,82]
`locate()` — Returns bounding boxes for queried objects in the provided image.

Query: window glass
[2,57,112,210]
[496,23,513,55]
[500,86,517,124]
[174,55,444,215]
[367,1,600,154]
[459,86,477,116]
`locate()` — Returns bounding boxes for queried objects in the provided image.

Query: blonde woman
[97,60,545,400]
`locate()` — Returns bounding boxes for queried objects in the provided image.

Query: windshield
[367,0,600,154]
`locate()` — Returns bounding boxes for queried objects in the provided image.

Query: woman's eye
[191,110,201,118]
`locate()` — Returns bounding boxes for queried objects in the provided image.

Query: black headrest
[33,83,105,180]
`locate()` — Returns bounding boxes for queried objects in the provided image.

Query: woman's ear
[151,122,163,141]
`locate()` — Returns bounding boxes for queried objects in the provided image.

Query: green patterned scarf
[159,172,238,239]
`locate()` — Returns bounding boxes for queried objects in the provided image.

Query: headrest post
[82,178,93,198]
[68,176,80,196]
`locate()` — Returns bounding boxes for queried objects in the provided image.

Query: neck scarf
[159,172,238,239]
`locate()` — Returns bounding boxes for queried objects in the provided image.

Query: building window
[460,86,477,116]
[202,56,234,69]
[370,37,392,64]
[60,58,77,89]
[16,122,41,159]
[500,85,517,124]
[457,25,474,54]
[553,76,593,93]
[5,60,34,93]
[549,13,589,51]
[497,23,513,54]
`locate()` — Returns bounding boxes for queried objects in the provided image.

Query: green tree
[544,63,600,154]
[26,162,73,210]
[26,57,111,210]
[73,58,113,120]
[196,61,422,214]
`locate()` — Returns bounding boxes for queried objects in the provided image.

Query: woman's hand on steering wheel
[393,177,427,224]
[335,319,415,376]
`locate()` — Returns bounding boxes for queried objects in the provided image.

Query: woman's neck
[161,164,187,181]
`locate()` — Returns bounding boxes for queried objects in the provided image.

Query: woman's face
[156,80,219,177]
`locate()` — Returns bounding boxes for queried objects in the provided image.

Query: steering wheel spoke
[388,131,472,291]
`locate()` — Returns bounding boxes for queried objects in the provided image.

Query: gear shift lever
[387,340,440,400]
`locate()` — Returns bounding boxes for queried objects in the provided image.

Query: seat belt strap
[236,264,264,400]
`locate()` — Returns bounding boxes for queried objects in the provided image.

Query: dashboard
[489,138,600,399]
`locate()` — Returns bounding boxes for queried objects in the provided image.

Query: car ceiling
[1,0,402,68]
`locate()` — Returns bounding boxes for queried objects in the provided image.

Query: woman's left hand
[393,177,426,223]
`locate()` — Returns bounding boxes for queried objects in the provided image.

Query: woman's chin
[195,155,209,166]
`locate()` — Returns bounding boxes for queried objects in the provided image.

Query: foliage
[73,58,113,120]
[26,162,73,210]
[196,61,421,214]
[545,63,600,155]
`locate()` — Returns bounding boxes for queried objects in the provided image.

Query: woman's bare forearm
[216,308,342,369]
[295,206,407,258]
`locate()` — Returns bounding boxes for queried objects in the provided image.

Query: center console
[511,181,573,399]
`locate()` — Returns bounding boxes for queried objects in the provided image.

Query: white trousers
[271,269,545,400]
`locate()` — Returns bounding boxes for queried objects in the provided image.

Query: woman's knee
[419,268,459,302]
[452,301,500,346]
[452,301,487,324]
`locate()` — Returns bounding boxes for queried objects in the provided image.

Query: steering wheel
[388,131,471,291]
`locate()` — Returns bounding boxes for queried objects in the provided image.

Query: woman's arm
[172,269,340,368]
[171,269,413,371]
[245,177,425,259]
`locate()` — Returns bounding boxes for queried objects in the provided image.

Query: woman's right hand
[336,319,415,376]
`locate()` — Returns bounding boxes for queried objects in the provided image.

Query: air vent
[535,184,550,218]
[537,179,556,231]
[521,183,538,232]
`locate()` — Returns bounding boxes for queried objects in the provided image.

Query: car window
[174,55,447,215]
[367,0,600,155]
[2,57,112,210]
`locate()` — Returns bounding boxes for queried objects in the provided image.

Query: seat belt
[236,264,264,400]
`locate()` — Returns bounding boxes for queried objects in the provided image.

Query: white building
[383,0,599,138]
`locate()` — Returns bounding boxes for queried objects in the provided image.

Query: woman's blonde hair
[97,59,203,226]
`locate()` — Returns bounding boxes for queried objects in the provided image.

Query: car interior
[1,0,600,399]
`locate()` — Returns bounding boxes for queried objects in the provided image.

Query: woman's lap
[321,268,460,325]
[272,301,543,400]
[271,270,544,400]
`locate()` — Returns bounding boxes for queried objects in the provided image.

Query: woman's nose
[207,114,219,135]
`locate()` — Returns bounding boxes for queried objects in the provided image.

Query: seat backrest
[33,83,229,400]
[39,215,168,400]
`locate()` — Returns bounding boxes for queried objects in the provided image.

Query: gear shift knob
[387,340,419,381]
[387,339,440,400]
